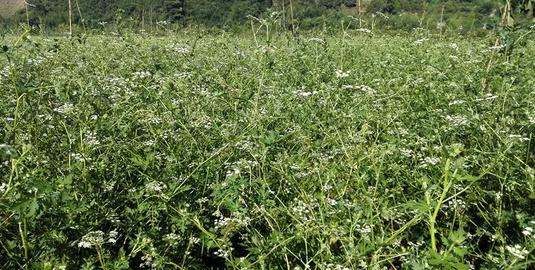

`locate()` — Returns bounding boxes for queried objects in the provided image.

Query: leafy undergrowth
[0,30,534,269]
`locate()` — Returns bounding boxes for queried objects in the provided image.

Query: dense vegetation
[1,25,534,268]
[1,0,533,31]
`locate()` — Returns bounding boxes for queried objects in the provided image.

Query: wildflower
[489,45,505,51]
[70,153,85,162]
[421,156,441,167]
[140,253,156,268]
[522,226,533,237]
[326,198,337,206]
[164,233,180,241]
[196,197,209,204]
[400,148,413,158]
[449,99,465,106]
[145,181,167,193]
[308,37,325,44]
[168,45,191,54]
[77,240,92,248]
[78,231,104,248]
[508,134,530,142]
[322,184,333,192]
[506,245,529,259]
[446,115,469,127]
[54,103,74,114]
[355,85,375,94]
[143,140,156,147]
[356,28,372,34]
[108,230,118,244]
[414,38,428,45]
[85,132,100,146]
[476,93,498,101]
[294,89,316,98]
[0,183,7,193]
[356,224,372,234]
[226,167,241,179]
[189,236,200,244]
[132,71,151,80]
[335,69,350,79]
[214,248,232,259]
[156,20,169,26]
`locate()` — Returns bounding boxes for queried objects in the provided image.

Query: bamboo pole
[68,0,73,36]
[25,1,29,27]
[289,0,295,34]
[75,0,84,30]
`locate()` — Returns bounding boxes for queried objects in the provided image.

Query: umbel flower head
[0,0,26,19]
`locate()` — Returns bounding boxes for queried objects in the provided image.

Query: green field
[1,30,534,269]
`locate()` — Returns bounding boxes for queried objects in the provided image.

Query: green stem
[18,219,29,260]
[430,159,453,253]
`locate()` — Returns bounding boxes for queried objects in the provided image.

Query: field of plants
[0,29,534,269]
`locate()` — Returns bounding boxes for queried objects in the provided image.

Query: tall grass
[0,28,534,269]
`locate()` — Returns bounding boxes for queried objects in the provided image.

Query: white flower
[78,231,105,248]
[294,89,317,98]
[400,148,413,158]
[476,93,498,101]
[446,115,469,127]
[54,103,74,114]
[168,45,191,54]
[226,167,241,179]
[522,227,533,236]
[140,253,156,268]
[422,156,441,166]
[145,181,167,193]
[414,38,428,45]
[132,71,151,80]
[322,184,333,192]
[326,198,337,206]
[356,28,372,34]
[508,135,530,142]
[449,99,465,106]
[506,245,529,259]
[108,230,119,244]
[355,85,375,94]
[489,45,505,51]
[335,69,350,79]
[77,240,92,248]
[308,37,325,44]
[156,20,169,26]
[214,248,231,259]
[85,132,100,146]
[356,224,372,234]
[164,233,181,241]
